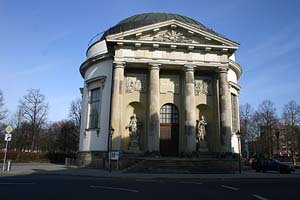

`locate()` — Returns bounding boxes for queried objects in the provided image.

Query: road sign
[110,151,119,160]
[4,133,12,142]
[5,126,13,134]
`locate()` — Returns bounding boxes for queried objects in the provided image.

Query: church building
[79,13,242,165]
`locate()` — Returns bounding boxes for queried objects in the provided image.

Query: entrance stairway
[124,154,239,174]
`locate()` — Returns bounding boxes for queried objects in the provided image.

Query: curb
[2,170,300,181]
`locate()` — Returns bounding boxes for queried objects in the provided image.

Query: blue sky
[0,0,300,121]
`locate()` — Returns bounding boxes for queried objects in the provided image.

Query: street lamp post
[109,127,114,172]
[236,131,242,174]
[275,128,280,159]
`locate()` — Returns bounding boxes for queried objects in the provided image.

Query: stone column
[148,63,160,152]
[219,67,232,152]
[111,61,125,150]
[184,64,196,153]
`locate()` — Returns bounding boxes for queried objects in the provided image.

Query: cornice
[80,53,112,77]
[107,39,238,53]
[229,60,242,80]
[229,81,241,91]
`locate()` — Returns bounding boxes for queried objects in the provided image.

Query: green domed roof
[101,13,219,39]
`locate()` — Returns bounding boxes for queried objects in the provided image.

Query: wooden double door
[159,104,179,156]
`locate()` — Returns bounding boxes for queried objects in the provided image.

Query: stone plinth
[197,141,209,152]
[128,139,140,152]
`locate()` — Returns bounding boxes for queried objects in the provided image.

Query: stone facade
[79,13,242,164]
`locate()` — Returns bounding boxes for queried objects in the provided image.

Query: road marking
[252,194,269,200]
[179,181,203,185]
[0,182,35,185]
[136,179,160,182]
[90,185,139,193]
[221,185,240,191]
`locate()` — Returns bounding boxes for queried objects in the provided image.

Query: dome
[101,13,220,39]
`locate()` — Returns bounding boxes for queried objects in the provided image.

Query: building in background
[248,125,300,159]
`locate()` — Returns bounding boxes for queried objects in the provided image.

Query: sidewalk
[1,163,300,180]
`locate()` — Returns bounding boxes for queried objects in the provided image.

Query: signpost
[2,126,13,172]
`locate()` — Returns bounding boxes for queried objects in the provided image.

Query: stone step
[124,158,238,174]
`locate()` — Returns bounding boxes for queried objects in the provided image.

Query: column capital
[218,67,229,73]
[149,63,161,70]
[113,61,126,69]
[184,64,196,72]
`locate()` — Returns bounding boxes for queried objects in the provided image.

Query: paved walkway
[1,163,300,180]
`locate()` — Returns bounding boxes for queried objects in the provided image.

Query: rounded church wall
[84,59,113,81]
[86,40,108,59]
[79,58,113,152]
[228,69,238,84]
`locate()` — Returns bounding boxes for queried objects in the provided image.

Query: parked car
[252,159,295,173]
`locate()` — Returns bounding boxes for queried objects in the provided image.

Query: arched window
[160,104,179,124]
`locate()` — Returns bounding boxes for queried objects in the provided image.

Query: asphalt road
[0,174,299,200]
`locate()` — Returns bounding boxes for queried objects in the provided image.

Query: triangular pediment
[105,20,239,48]
[129,28,223,46]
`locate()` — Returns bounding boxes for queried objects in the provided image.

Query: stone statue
[197,115,207,143]
[127,114,139,138]
[126,114,140,151]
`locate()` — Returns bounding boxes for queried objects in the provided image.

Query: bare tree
[282,100,300,126]
[257,100,278,127]
[69,98,82,128]
[9,108,25,151]
[47,120,79,154]
[18,89,48,152]
[239,103,254,158]
[0,89,7,121]
[282,100,300,159]
[257,100,278,157]
[240,103,254,141]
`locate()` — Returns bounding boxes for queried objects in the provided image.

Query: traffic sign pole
[2,126,13,172]
[2,140,9,172]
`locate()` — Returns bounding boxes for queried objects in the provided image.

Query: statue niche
[126,114,141,151]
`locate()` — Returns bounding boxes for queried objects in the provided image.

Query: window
[88,88,101,129]
[231,94,238,133]
[160,104,179,124]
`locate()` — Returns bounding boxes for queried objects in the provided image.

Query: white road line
[221,185,240,191]
[252,194,269,200]
[136,179,159,182]
[179,181,203,185]
[0,182,35,185]
[90,185,139,193]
